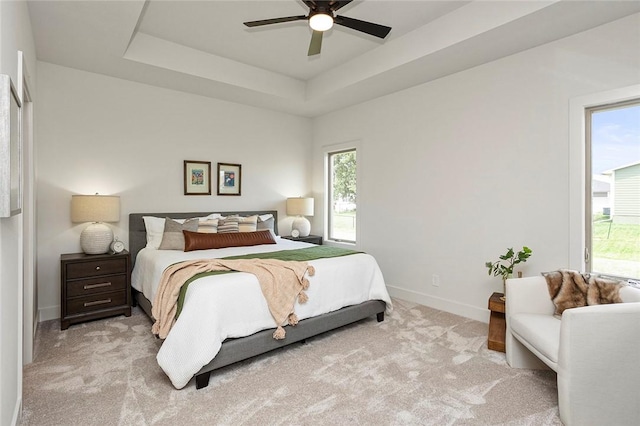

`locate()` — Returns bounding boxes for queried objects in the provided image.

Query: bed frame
[129,211,386,389]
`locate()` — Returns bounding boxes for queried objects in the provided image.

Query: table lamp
[71,194,120,254]
[286,197,314,237]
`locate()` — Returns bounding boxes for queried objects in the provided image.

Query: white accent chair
[505,276,640,426]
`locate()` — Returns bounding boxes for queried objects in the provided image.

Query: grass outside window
[592,218,640,278]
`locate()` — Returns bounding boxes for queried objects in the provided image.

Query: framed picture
[183,160,211,195]
[0,74,22,217]
[217,162,241,196]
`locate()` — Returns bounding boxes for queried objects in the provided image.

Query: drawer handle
[83,298,111,307]
[95,266,101,271]
[83,282,112,290]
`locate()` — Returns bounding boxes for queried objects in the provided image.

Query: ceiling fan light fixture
[309,13,334,31]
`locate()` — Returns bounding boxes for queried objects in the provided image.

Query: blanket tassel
[301,278,310,290]
[288,313,299,326]
[273,326,286,340]
[298,290,308,304]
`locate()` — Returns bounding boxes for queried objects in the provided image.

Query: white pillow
[143,216,165,249]
[143,216,188,249]
[200,213,224,221]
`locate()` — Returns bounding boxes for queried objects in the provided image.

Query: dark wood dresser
[60,251,132,330]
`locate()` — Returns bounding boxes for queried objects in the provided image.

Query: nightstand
[282,235,323,245]
[60,251,132,330]
[487,292,506,352]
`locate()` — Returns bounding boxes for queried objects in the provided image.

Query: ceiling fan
[243,1,392,56]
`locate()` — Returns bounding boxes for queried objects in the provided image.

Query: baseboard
[33,311,39,337]
[11,395,21,426]
[387,285,490,323]
[38,305,60,322]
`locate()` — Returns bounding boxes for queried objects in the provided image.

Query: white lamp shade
[286,197,314,217]
[71,195,120,223]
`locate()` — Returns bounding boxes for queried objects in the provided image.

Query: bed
[129,210,391,389]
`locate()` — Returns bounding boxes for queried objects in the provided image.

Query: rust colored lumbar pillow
[183,229,276,251]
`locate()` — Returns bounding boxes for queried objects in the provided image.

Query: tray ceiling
[27,1,640,117]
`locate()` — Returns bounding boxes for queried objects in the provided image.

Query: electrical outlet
[432,274,440,287]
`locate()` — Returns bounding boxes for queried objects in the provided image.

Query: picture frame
[0,74,22,217]
[183,160,211,195]
[217,162,241,196]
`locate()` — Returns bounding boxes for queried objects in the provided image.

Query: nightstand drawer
[66,257,127,279]
[66,290,127,315]
[66,275,127,297]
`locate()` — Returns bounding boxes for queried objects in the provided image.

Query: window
[586,100,640,280]
[327,148,357,243]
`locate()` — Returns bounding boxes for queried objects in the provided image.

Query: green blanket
[176,245,361,317]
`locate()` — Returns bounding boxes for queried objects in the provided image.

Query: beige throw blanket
[151,258,315,340]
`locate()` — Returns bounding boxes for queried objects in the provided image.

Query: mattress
[131,237,392,389]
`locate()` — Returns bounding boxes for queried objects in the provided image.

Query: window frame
[324,141,361,247]
[569,84,640,276]
[585,99,640,279]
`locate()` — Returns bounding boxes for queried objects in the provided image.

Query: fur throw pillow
[587,276,624,306]
[543,269,590,315]
[543,269,625,315]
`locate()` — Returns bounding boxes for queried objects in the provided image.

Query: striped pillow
[197,219,218,233]
[217,217,239,233]
[237,215,258,232]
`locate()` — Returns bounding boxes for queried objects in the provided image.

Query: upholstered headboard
[128,210,278,266]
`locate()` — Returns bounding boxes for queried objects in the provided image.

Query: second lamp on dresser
[286,197,314,237]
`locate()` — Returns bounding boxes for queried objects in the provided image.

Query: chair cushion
[510,313,561,366]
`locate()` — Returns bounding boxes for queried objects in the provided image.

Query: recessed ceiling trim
[123,32,306,100]
[306,0,558,100]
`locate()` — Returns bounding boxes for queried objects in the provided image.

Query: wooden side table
[487,292,506,352]
[60,251,132,330]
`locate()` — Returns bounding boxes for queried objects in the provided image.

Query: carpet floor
[21,298,561,425]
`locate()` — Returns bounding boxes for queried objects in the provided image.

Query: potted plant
[486,246,532,298]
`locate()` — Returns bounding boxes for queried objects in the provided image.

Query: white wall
[311,14,640,321]
[36,62,312,320]
[0,1,37,425]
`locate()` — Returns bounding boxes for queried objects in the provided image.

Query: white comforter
[131,237,392,389]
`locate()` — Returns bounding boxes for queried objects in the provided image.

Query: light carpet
[21,298,561,425]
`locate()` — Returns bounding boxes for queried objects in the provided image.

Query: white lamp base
[292,216,311,237]
[80,222,113,254]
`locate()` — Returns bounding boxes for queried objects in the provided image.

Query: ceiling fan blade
[308,1,352,13]
[334,15,391,39]
[243,15,307,27]
[330,1,353,12]
[302,1,317,10]
[308,30,323,56]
